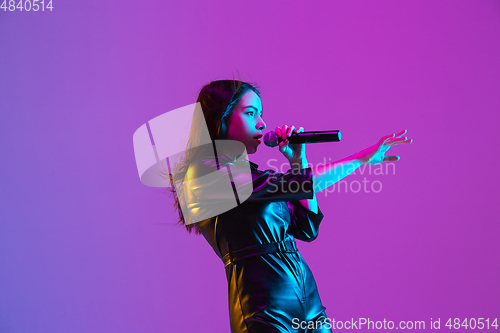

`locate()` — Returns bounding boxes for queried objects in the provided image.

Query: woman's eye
[246,111,263,117]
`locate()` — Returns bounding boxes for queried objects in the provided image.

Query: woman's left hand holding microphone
[275,125,308,168]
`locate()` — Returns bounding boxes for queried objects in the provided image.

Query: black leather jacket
[188,154,331,332]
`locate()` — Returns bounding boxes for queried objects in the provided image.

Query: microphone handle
[287,130,342,144]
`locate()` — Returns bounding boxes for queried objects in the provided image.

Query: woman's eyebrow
[243,106,263,114]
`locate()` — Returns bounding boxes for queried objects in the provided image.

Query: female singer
[168,79,412,333]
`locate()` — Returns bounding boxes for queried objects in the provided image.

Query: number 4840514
[445,318,498,330]
[1,0,53,11]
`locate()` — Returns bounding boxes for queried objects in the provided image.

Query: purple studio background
[1,1,499,332]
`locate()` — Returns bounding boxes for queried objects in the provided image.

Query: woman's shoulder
[186,155,218,181]
[186,154,258,181]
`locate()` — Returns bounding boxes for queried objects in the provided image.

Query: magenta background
[1,1,499,332]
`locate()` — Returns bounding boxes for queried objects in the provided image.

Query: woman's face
[225,90,266,155]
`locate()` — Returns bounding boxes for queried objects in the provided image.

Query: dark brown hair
[166,79,261,234]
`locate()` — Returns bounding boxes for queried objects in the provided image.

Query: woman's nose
[257,120,266,130]
[256,116,266,130]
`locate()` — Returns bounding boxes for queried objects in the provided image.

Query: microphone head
[263,131,279,147]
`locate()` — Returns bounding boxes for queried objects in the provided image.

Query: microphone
[263,130,342,147]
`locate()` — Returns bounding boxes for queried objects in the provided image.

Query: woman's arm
[282,128,412,197]
[312,130,412,193]
[299,155,363,194]
[289,157,319,214]
[289,154,362,213]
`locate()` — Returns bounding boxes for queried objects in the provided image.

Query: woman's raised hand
[353,129,413,165]
[276,125,306,162]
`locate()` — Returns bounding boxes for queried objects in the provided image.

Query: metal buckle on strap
[278,239,298,252]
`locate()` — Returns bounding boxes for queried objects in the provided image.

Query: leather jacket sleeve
[287,201,325,242]
[186,155,315,204]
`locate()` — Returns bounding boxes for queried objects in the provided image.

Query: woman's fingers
[281,125,289,140]
[380,133,396,145]
[383,129,413,146]
[277,125,288,148]
[276,125,305,156]
[386,137,413,145]
[383,155,400,162]
[393,138,413,144]
[279,130,289,148]
[381,130,408,141]
[277,124,304,140]
[395,129,407,138]
[385,136,407,144]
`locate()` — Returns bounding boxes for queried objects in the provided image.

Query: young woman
[168,79,412,333]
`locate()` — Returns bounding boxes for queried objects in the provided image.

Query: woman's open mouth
[253,134,263,145]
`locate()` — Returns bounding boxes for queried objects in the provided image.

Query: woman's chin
[247,146,258,154]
